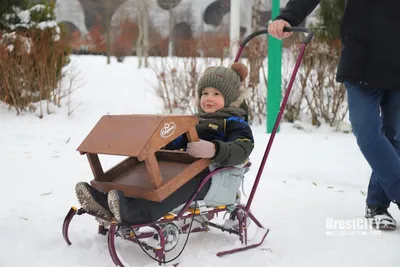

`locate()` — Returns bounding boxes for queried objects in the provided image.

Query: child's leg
[108,169,212,225]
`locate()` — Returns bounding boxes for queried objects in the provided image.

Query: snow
[2,32,17,40]
[1,56,400,267]
[17,10,30,24]
[6,44,14,52]
[36,21,58,30]
[30,5,46,13]
[1,32,32,54]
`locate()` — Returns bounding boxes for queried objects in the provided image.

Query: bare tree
[246,0,267,124]
[157,0,181,56]
[104,0,111,64]
[109,0,151,67]
[136,0,150,68]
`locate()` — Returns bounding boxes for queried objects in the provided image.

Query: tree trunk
[136,7,143,68]
[136,0,150,68]
[105,0,111,64]
[142,0,149,67]
[168,10,175,57]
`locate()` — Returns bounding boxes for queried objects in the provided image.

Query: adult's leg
[381,89,400,156]
[366,172,390,208]
[380,89,400,205]
[345,82,400,205]
[364,88,400,208]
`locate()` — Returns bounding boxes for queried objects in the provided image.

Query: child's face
[200,87,225,113]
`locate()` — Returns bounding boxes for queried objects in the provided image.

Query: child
[75,62,254,226]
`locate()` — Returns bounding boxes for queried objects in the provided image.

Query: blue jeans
[345,82,400,208]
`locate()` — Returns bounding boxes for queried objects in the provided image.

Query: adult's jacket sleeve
[275,0,321,26]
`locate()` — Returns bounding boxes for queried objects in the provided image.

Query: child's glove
[187,139,216,158]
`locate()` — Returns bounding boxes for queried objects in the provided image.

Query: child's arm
[212,120,254,166]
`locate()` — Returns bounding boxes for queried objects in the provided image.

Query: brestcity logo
[326,218,382,236]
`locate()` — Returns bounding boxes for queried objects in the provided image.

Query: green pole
[267,0,282,133]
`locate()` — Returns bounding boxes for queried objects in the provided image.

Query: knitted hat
[197,62,249,108]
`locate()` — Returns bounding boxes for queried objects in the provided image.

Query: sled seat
[161,162,252,220]
[77,114,211,202]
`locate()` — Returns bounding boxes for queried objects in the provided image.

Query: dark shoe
[107,190,147,225]
[75,182,113,220]
[365,204,396,230]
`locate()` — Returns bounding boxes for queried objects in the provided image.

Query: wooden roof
[77,114,198,160]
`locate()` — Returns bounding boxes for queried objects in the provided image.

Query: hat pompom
[230,62,248,82]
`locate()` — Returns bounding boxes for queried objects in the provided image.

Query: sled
[62,26,313,266]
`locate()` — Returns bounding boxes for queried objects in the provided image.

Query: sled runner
[62,26,313,266]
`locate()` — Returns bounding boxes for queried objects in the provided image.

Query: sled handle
[284,27,314,43]
[233,27,313,212]
[234,27,314,62]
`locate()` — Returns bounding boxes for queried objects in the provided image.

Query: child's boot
[107,189,147,225]
[75,182,113,221]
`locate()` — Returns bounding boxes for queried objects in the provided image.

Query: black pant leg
[124,169,211,224]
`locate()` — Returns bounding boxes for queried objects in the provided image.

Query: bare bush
[245,0,267,125]
[0,3,71,117]
[0,30,70,117]
[245,37,268,125]
[284,37,348,127]
[282,36,308,123]
[246,77,266,125]
[57,61,84,116]
[149,56,224,115]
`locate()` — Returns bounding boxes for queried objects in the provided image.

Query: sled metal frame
[62,26,313,266]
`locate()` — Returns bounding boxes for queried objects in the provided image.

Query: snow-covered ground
[1,56,400,267]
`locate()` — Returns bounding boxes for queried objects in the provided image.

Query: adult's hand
[268,19,293,40]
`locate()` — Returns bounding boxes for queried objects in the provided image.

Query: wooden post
[144,154,163,187]
[186,126,200,142]
[86,153,104,180]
